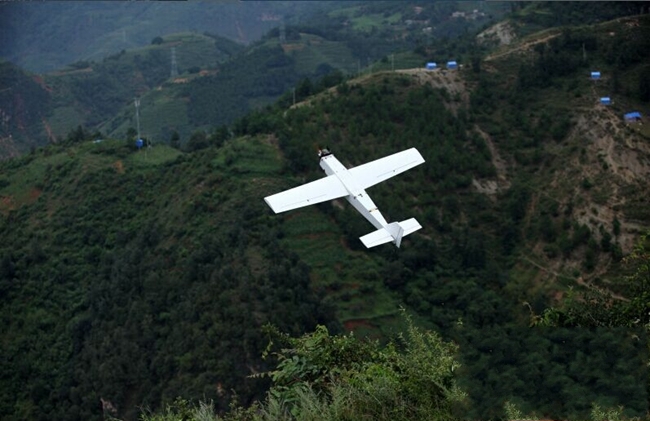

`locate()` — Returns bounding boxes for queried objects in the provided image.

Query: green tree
[185,130,209,152]
[296,78,314,101]
[638,66,650,103]
[66,125,88,144]
[211,125,230,147]
[170,130,181,150]
[253,311,465,420]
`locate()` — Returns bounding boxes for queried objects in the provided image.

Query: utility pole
[279,21,286,44]
[134,98,141,141]
[171,47,178,78]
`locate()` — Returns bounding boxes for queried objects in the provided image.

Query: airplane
[264,147,425,248]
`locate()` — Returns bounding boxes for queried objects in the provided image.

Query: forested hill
[1,5,650,421]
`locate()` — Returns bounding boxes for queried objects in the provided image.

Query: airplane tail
[359,218,422,248]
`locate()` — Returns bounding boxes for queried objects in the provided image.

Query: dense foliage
[251,311,465,421]
[0,60,51,155]
[1,4,649,421]
[0,137,336,420]
[143,312,466,421]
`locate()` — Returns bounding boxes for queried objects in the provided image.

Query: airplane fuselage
[319,154,388,230]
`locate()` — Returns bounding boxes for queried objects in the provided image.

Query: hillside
[0,33,243,159]
[0,60,52,157]
[1,5,650,421]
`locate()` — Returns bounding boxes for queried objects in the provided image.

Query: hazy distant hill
[0,1,336,73]
[1,1,507,157]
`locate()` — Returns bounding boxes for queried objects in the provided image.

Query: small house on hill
[426,62,437,70]
[600,97,611,105]
[591,71,601,80]
[624,111,642,122]
[447,61,458,70]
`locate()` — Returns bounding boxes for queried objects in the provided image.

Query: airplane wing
[347,148,425,190]
[264,175,349,213]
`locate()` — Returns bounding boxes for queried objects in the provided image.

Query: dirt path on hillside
[485,31,560,62]
[470,125,511,195]
[520,255,628,302]
[50,67,93,77]
[476,126,509,182]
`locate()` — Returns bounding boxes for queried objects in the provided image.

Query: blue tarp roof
[591,71,601,78]
[426,62,437,69]
[624,112,642,119]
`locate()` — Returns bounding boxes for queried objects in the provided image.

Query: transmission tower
[134,98,141,140]
[171,47,178,78]
[279,21,286,44]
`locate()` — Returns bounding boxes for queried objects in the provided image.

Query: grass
[328,5,402,33]
[327,6,362,19]
[372,52,428,72]
[0,141,131,214]
[124,145,182,167]
[275,200,407,338]
[47,106,86,138]
[219,136,284,176]
[101,83,192,142]
[349,13,401,32]
[292,34,357,75]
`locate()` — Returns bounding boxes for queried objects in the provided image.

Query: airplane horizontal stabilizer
[359,227,394,248]
[359,218,422,248]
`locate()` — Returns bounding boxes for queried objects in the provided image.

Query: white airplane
[264,147,425,248]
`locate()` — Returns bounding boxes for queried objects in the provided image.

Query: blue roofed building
[624,111,642,122]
